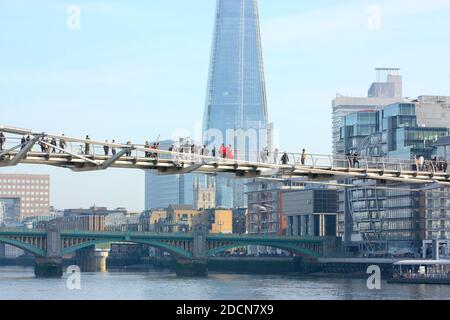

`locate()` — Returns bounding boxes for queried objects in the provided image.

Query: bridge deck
[0,229,324,242]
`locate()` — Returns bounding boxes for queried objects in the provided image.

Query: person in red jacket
[219,143,226,159]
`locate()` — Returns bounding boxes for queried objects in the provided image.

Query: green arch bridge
[0,225,337,277]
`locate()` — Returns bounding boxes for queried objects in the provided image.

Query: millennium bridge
[0,125,449,185]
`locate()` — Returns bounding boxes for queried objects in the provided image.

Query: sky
[1,0,449,211]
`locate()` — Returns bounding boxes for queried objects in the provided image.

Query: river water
[0,266,449,300]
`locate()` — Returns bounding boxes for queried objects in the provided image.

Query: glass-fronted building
[340,103,448,159]
[332,69,403,156]
[202,0,270,208]
[284,189,338,237]
[338,102,449,256]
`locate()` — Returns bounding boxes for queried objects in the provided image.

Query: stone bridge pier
[175,224,208,277]
[75,247,109,272]
[34,222,63,278]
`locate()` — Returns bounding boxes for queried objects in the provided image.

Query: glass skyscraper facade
[337,102,449,256]
[203,0,270,208]
[340,103,448,159]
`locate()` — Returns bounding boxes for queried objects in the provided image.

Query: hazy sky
[1,0,449,211]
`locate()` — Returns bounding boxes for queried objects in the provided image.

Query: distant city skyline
[1,0,449,210]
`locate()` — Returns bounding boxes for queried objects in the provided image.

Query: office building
[434,136,450,161]
[0,174,50,222]
[332,68,403,156]
[64,206,126,217]
[283,189,338,237]
[340,102,449,159]
[337,100,449,256]
[35,215,106,232]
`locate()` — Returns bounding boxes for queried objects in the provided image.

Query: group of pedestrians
[84,136,118,157]
[262,148,308,166]
[101,139,118,156]
[260,147,284,164]
[219,144,234,159]
[346,151,360,168]
[432,156,448,173]
[166,141,209,161]
[413,155,448,173]
[172,142,235,160]
[144,141,160,158]
[37,135,66,153]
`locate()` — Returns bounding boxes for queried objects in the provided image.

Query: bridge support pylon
[175,224,208,277]
[34,257,63,278]
[175,258,208,277]
[76,247,108,272]
[35,220,63,278]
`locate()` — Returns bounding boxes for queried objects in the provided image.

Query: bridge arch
[61,238,192,258]
[206,242,320,258]
[0,237,45,257]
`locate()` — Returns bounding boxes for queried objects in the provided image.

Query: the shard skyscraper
[203,0,271,208]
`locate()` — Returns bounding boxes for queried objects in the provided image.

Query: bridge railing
[286,153,449,175]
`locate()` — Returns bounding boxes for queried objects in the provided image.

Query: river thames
[0,266,449,300]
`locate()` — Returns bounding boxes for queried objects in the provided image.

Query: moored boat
[388,259,450,285]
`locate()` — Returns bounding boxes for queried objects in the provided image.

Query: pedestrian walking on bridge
[301,149,307,165]
[20,136,26,150]
[226,144,234,159]
[346,152,353,168]
[126,141,132,157]
[0,131,5,151]
[84,135,91,155]
[111,140,116,156]
[104,140,110,156]
[50,137,57,153]
[353,152,360,168]
[273,148,279,164]
[39,137,46,153]
[220,144,227,159]
[281,152,289,165]
[59,134,66,153]
[144,141,150,158]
